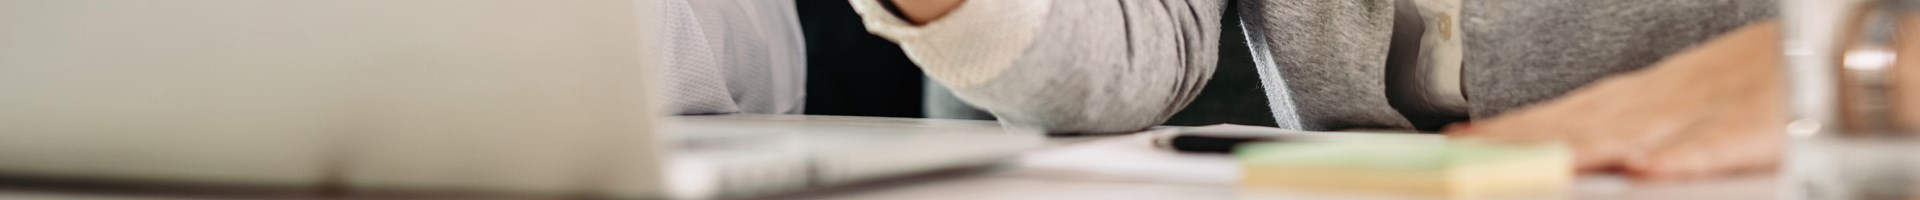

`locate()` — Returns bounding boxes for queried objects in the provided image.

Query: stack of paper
[1236,140,1571,199]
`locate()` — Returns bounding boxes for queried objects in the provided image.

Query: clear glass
[1782,0,1920,199]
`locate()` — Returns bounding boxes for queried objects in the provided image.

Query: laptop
[0,0,1041,199]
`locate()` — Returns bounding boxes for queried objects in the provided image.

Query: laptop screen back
[0,0,666,197]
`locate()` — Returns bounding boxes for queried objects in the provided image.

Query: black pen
[1152,125,1433,153]
[1152,125,1312,154]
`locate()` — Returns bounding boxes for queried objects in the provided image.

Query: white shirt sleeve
[848,0,1049,88]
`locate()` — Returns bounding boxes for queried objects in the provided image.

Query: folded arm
[851,0,1225,133]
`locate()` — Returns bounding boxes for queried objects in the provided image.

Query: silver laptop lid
[0,0,666,198]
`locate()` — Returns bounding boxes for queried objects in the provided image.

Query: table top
[710,115,1784,200]
[0,114,1784,200]
[777,131,1777,200]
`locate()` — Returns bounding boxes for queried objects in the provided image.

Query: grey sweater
[852,0,1774,133]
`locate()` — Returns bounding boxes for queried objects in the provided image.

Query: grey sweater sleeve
[1461,0,1776,117]
[852,0,1226,133]
[1235,0,1780,130]
[853,0,1779,133]
[1240,0,1414,130]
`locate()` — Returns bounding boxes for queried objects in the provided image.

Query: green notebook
[1236,140,1571,199]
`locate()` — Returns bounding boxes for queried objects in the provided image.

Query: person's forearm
[890,0,964,24]
[851,0,1226,133]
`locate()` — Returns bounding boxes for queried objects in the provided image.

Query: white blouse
[652,0,807,115]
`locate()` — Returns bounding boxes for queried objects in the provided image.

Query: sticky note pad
[1236,140,1571,199]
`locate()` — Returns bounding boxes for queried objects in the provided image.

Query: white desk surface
[710,115,1783,200]
[0,114,1782,200]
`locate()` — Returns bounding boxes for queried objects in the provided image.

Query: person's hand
[1445,21,1785,181]
[890,0,966,25]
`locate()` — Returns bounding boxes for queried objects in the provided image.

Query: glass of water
[1782,0,1920,199]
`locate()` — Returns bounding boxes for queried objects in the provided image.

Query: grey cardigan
[851,0,1774,133]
